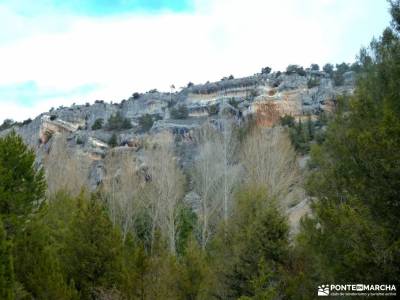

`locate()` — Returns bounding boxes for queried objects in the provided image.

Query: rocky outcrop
[0,68,355,191]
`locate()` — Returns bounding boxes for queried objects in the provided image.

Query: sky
[0,0,392,122]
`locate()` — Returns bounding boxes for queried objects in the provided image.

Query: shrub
[280,115,295,127]
[108,133,118,147]
[0,119,15,131]
[333,72,344,86]
[22,118,32,126]
[322,63,334,75]
[50,115,57,121]
[107,113,132,130]
[307,78,320,89]
[310,64,320,71]
[286,65,306,76]
[228,98,239,108]
[132,92,140,99]
[76,136,84,145]
[261,66,272,74]
[91,118,104,130]
[138,114,154,132]
[208,104,219,115]
[170,105,189,119]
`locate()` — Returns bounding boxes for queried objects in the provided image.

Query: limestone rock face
[0,69,355,191]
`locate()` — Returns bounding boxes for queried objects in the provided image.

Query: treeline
[1,128,297,299]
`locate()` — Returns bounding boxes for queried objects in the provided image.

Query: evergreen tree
[290,2,400,294]
[13,207,78,300]
[63,193,123,299]
[213,186,289,299]
[0,218,14,300]
[0,131,46,235]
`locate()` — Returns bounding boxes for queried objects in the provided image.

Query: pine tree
[64,193,123,299]
[13,209,78,300]
[0,218,14,300]
[213,186,289,299]
[0,131,46,235]
[291,1,400,294]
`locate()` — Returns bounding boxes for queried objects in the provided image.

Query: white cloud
[0,0,391,122]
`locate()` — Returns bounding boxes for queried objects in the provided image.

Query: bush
[228,98,239,108]
[138,114,154,132]
[132,92,140,99]
[108,133,118,147]
[261,66,272,74]
[208,104,219,116]
[170,105,189,119]
[107,113,132,130]
[76,136,84,145]
[333,72,344,86]
[322,63,334,75]
[286,65,306,76]
[50,115,57,121]
[0,119,15,131]
[307,78,320,89]
[310,64,320,71]
[280,115,295,127]
[91,118,104,130]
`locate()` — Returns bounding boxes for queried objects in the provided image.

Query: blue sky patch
[5,0,194,17]
[0,81,100,107]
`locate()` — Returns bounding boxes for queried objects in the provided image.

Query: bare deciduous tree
[144,132,185,255]
[101,150,144,242]
[44,133,90,196]
[219,117,241,222]
[241,127,299,206]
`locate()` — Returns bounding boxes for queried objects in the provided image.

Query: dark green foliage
[228,98,239,108]
[50,115,57,121]
[0,119,15,131]
[108,133,118,147]
[285,114,327,154]
[292,3,400,294]
[176,207,197,256]
[208,104,219,116]
[322,63,334,75]
[280,114,295,127]
[286,64,306,76]
[21,118,32,126]
[288,119,311,154]
[91,118,104,130]
[176,237,210,300]
[107,112,132,130]
[14,207,78,300]
[187,82,194,87]
[307,77,320,88]
[64,194,123,299]
[138,114,154,132]
[0,131,46,235]
[212,186,289,299]
[310,63,320,71]
[76,136,84,145]
[132,92,140,99]
[261,66,272,74]
[170,105,189,119]
[0,218,14,300]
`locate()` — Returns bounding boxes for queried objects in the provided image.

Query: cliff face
[0,69,355,190]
